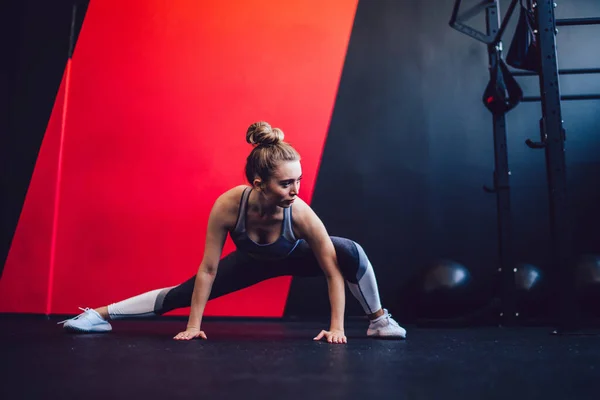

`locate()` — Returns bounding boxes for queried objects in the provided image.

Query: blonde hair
[245,121,300,184]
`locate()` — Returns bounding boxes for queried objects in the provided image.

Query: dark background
[285,0,600,321]
[2,0,599,323]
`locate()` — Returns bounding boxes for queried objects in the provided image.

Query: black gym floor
[1,315,599,400]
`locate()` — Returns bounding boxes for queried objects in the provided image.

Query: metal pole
[485,4,516,326]
[556,17,600,26]
[523,94,600,101]
[512,68,600,76]
[534,0,575,332]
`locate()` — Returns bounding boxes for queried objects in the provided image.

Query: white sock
[369,310,388,324]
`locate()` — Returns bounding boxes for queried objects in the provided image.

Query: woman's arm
[173,196,229,340]
[292,199,347,344]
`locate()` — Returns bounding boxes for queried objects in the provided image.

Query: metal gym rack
[449,0,600,331]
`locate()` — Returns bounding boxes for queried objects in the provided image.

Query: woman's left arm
[293,199,347,344]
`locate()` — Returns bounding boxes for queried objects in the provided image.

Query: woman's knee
[158,276,195,314]
[330,236,367,284]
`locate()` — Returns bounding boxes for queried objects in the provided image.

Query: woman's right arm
[173,196,229,340]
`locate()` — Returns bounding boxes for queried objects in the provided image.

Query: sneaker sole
[367,330,406,339]
[63,325,112,333]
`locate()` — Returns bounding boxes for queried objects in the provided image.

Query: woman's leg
[107,237,387,319]
[75,237,381,320]
[61,250,289,331]
[282,237,406,338]
[62,236,405,337]
[282,237,381,315]
[155,251,290,314]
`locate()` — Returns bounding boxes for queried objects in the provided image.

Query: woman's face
[257,160,302,208]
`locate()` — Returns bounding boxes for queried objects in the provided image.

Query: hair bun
[246,121,284,146]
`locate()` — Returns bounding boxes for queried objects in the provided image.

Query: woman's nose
[290,182,299,196]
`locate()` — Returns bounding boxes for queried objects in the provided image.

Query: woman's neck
[249,189,279,217]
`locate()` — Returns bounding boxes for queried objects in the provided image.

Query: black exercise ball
[514,263,548,317]
[515,263,543,291]
[422,260,471,293]
[575,254,600,317]
[416,260,482,319]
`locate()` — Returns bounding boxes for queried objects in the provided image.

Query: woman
[59,122,406,344]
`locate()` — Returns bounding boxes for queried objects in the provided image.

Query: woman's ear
[252,178,263,191]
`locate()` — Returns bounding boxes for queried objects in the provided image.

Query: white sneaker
[58,307,112,333]
[367,309,406,339]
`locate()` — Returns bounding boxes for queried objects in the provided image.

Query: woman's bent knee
[330,236,367,284]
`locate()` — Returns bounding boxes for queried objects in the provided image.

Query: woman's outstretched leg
[58,284,179,332]
[60,250,282,333]
[58,281,194,333]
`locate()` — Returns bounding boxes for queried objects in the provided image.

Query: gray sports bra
[229,187,300,259]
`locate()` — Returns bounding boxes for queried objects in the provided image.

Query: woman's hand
[173,327,208,341]
[313,329,347,344]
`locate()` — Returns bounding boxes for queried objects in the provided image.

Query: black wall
[1,1,88,276]
[285,0,600,320]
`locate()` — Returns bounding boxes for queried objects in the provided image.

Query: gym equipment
[416,260,484,320]
[514,263,548,317]
[506,0,539,72]
[482,58,523,114]
[450,0,520,326]
[450,0,600,331]
[575,255,600,317]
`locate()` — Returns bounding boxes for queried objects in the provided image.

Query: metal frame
[556,17,600,26]
[450,0,600,331]
[449,0,519,45]
[450,0,518,326]
[485,5,517,327]
[521,1,600,332]
[512,68,600,76]
[523,94,600,102]
[513,67,600,102]
[527,1,587,333]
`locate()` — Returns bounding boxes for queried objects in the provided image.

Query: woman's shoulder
[290,197,316,224]
[220,185,250,201]
[290,197,323,240]
[213,185,250,213]
[208,185,250,230]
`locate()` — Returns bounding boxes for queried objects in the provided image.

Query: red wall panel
[1,0,357,316]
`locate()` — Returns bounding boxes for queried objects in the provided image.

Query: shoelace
[57,307,91,325]
[384,311,401,328]
[388,316,401,328]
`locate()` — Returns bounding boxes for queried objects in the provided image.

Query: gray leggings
[107,237,382,318]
